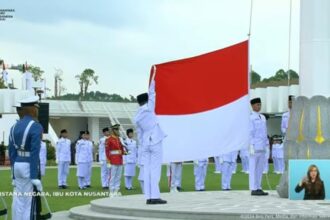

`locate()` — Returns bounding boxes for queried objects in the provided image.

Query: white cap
[12,102,21,108]
[19,96,40,107]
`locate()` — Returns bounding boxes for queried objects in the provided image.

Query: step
[69,205,170,220]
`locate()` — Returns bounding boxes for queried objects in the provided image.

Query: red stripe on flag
[153,40,248,115]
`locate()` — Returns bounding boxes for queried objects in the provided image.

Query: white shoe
[214,171,221,174]
[170,187,179,193]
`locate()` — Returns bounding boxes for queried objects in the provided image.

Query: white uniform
[263,145,270,174]
[134,80,166,200]
[239,149,249,173]
[194,159,208,191]
[272,143,284,174]
[137,145,144,193]
[231,151,238,174]
[86,140,93,186]
[249,111,269,191]
[281,111,290,136]
[167,162,183,192]
[124,138,138,189]
[22,71,33,91]
[39,141,47,176]
[99,136,109,188]
[221,151,237,190]
[76,139,90,189]
[1,69,9,86]
[56,137,71,186]
[213,156,222,173]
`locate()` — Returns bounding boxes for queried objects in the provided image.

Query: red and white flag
[150,41,249,162]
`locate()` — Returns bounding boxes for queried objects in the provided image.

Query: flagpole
[248,0,254,97]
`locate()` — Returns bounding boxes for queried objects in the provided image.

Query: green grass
[0,164,281,218]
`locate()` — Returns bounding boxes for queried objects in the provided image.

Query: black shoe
[85,185,91,188]
[176,187,183,192]
[125,187,133,190]
[146,199,152,204]
[58,185,64,189]
[148,199,167,205]
[102,187,109,190]
[257,189,268,195]
[62,185,68,189]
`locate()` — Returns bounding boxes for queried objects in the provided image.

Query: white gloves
[249,145,255,156]
[107,163,112,168]
[219,157,224,164]
[99,160,104,165]
[31,179,43,192]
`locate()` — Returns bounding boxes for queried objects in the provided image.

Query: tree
[251,70,261,84]
[29,65,44,81]
[75,69,98,97]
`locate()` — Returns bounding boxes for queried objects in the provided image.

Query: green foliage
[0,78,5,89]
[75,69,99,96]
[261,69,299,83]
[44,140,56,160]
[251,70,261,84]
[15,64,45,81]
[48,91,136,102]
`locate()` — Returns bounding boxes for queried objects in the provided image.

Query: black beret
[102,127,109,132]
[126,128,133,135]
[288,95,294,101]
[250,97,261,105]
[84,130,90,135]
[137,93,148,105]
[60,129,67,134]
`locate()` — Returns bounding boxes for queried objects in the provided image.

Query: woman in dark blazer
[295,164,325,200]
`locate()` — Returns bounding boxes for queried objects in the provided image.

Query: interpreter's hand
[300,176,308,186]
[31,179,43,192]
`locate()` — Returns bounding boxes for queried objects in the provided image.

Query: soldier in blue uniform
[9,96,43,220]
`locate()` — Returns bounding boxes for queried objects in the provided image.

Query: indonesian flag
[150,40,250,163]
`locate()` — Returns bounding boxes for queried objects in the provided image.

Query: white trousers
[109,165,123,191]
[124,163,136,188]
[272,157,285,173]
[214,156,222,172]
[142,142,162,199]
[170,163,182,188]
[40,163,46,177]
[12,162,34,220]
[241,156,249,172]
[138,165,144,193]
[249,152,265,190]
[58,161,70,186]
[194,163,207,190]
[86,162,93,185]
[221,162,234,189]
[100,161,109,187]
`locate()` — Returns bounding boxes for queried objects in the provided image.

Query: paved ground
[53,190,330,220]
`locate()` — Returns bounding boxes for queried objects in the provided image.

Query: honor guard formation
[4,82,293,219]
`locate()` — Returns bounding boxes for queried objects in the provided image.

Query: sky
[0,0,300,97]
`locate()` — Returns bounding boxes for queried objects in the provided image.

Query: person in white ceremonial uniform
[271,136,285,174]
[22,63,33,91]
[76,131,91,190]
[220,151,237,190]
[137,143,144,193]
[263,144,270,174]
[9,96,44,220]
[134,79,167,205]
[239,149,249,174]
[213,156,222,174]
[249,97,269,196]
[124,128,138,190]
[56,129,71,189]
[1,63,9,87]
[281,95,294,137]
[99,127,110,189]
[168,162,183,193]
[85,132,93,188]
[194,159,208,191]
[39,140,47,176]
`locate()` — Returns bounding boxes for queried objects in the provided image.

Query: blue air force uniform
[9,96,43,220]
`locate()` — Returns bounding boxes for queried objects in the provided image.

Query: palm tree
[75,69,98,97]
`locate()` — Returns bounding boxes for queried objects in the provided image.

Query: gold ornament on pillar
[314,105,325,144]
[297,110,305,143]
